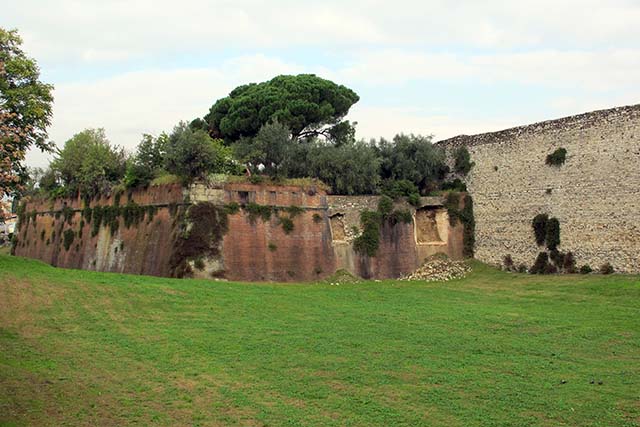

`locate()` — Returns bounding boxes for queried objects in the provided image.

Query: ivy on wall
[444,192,475,258]
[353,196,415,258]
[170,202,229,278]
[545,148,567,166]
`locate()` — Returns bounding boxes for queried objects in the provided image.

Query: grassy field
[0,255,639,426]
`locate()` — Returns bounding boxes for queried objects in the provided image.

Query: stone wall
[438,104,640,273]
[13,182,464,281]
[327,196,463,278]
[12,184,186,277]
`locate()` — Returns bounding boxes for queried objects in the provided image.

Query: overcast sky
[4,0,640,168]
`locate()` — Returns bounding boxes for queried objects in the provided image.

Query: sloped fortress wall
[13,182,465,281]
[438,104,640,272]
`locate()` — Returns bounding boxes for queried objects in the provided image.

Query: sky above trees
[4,0,640,167]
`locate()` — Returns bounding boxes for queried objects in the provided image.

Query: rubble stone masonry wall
[438,104,640,273]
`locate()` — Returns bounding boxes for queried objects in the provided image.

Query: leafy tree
[233,121,293,178]
[124,133,168,188]
[164,122,235,183]
[283,139,381,195]
[203,74,359,143]
[51,128,127,197]
[38,167,60,194]
[375,134,447,193]
[0,28,54,215]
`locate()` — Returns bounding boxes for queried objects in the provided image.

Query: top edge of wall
[437,103,640,148]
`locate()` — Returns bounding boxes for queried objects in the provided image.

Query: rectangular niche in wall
[329,213,347,242]
[415,206,448,244]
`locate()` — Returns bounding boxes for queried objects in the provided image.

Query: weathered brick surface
[13,184,185,277]
[15,182,464,281]
[327,195,463,279]
[439,104,640,273]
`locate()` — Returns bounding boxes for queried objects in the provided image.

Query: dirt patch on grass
[0,277,65,338]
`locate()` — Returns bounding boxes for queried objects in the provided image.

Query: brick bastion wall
[13,181,465,281]
[438,104,640,273]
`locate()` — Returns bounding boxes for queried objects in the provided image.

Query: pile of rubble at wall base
[401,255,471,282]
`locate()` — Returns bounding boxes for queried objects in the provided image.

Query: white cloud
[7,0,640,64]
[330,48,640,93]
[25,54,303,167]
[13,1,640,167]
[349,105,524,142]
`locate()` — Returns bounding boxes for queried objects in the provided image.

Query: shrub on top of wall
[546,148,567,166]
[377,195,394,219]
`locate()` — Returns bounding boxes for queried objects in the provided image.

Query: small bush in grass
[579,264,593,274]
[563,252,577,273]
[530,252,550,275]
[517,264,528,273]
[599,263,614,275]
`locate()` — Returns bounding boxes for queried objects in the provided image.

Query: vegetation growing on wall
[546,148,567,166]
[353,196,418,257]
[461,195,475,258]
[353,211,382,257]
[454,146,474,175]
[63,229,75,251]
[239,202,306,234]
[170,202,229,278]
[532,213,548,246]
[529,214,577,274]
[444,192,475,258]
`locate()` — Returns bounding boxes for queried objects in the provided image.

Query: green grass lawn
[1,255,639,426]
